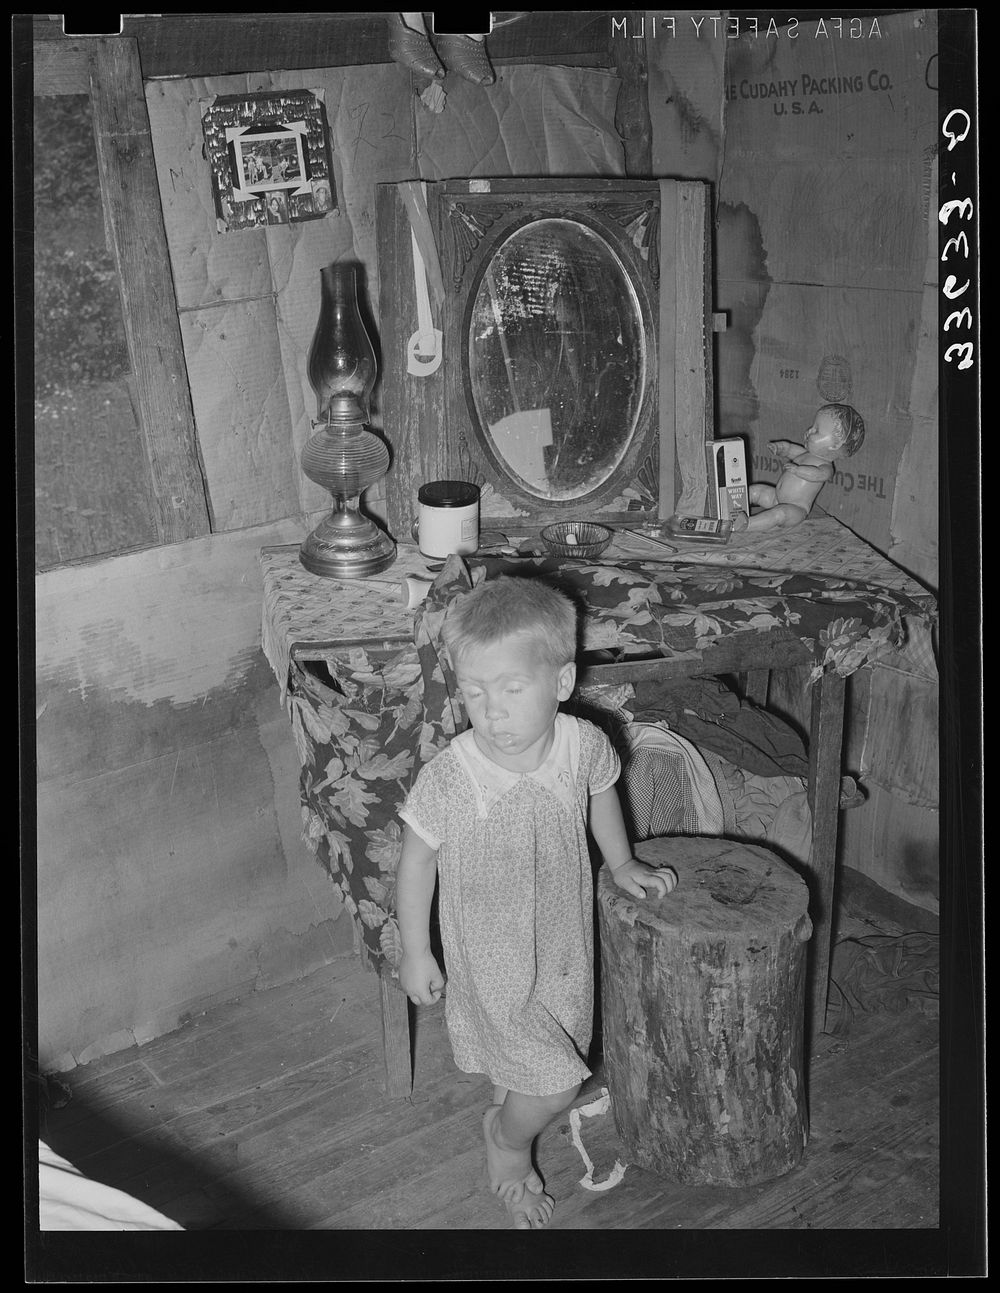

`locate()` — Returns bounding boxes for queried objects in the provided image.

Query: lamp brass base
[299,507,397,579]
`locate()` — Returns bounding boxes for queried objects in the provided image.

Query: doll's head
[816,403,866,457]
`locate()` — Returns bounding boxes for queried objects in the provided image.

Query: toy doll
[733,403,865,533]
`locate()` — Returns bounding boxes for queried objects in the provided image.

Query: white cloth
[38,1141,184,1231]
[620,720,726,835]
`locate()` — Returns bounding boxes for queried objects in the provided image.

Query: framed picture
[229,123,308,203]
[202,89,335,233]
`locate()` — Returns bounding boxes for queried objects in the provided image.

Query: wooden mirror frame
[375,177,712,540]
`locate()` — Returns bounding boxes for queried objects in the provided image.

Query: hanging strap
[399,181,444,376]
[407,225,442,373]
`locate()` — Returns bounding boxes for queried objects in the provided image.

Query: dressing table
[260,517,934,1096]
[263,178,934,1094]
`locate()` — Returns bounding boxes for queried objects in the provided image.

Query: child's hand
[399,950,445,1005]
[608,858,678,900]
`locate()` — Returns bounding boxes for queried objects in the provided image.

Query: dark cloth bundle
[630,676,810,780]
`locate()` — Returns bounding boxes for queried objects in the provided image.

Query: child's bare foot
[482,1105,552,1227]
[508,1183,554,1229]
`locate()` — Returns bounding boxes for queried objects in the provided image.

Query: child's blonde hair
[442,575,578,670]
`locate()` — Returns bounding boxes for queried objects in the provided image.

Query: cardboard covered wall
[703,10,940,911]
[714,10,938,589]
[645,9,726,181]
[144,63,624,534]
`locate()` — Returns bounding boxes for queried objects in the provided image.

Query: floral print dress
[400,713,620,1097]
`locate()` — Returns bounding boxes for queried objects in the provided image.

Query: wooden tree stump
[597,837,812,1186]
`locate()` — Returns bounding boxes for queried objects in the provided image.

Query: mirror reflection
[469,219,646,501]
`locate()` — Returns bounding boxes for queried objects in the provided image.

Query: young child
[733,402,865,533]
[396,575,676,1229]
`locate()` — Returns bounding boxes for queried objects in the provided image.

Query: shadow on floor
[33,1078,303,1231]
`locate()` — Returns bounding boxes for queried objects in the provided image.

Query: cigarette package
[706,439,749,519]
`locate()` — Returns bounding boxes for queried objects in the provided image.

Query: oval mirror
[468,219,646,502]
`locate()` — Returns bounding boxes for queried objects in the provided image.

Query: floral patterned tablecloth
[262,520,936,974]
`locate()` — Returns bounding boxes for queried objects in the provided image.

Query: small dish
[540,521,614,559]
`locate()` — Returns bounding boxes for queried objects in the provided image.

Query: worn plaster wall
[35,520,353,1072]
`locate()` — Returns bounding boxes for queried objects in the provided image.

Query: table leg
[379,966,413,1098]
[741,669,770,707]
[807,669,847,1041]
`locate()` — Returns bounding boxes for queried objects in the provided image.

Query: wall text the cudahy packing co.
[724,69,895,101]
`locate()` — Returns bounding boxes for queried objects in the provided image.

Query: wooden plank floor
[37,940,939,1247]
